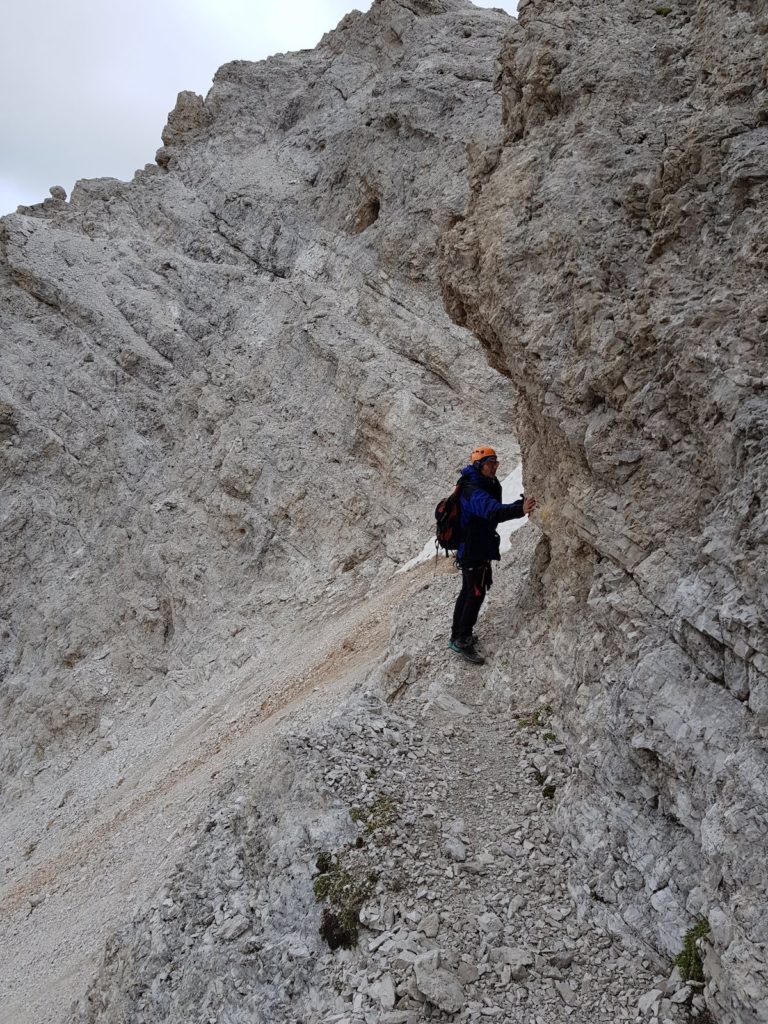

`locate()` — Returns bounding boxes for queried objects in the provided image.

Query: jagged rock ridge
[443,1,767,1021]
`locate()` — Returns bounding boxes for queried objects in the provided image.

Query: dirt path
[0,561,439,1024]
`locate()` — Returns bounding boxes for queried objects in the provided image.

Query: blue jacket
[457,464,525,567]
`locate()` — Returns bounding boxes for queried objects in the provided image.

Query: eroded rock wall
[0,0,514,803]
[442,1,768,1019]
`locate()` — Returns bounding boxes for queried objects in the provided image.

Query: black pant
[451,562,493,642]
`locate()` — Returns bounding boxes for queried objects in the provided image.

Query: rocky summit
[1,2,766,1024]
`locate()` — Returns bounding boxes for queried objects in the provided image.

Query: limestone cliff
[442,1,767,1020]
[0,0,513,804]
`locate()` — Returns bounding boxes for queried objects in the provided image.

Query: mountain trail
[69,529,705,1024]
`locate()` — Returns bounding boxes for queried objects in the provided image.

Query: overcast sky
[0,0,517,215]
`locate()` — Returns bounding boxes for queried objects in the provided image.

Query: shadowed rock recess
[443,0,768,1021]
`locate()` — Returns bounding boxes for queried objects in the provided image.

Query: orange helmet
[470,446,497,465]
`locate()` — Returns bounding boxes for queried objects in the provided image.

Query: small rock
[420,913,440,938]
[369,930,392,952]
[219,914,250,941]
[490,946,533,981]
[477,911,503,937]
[414,954,465,1013]
[442,836,467,862]
[431,692,471,716]
[555,980,578,1006]
[373,973,396,1010]
[457,962,479,984]
[638,989,663,1015]
[550,951,575,970]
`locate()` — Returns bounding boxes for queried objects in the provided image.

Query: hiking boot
[449,632,480,649]
[448,639,485,665]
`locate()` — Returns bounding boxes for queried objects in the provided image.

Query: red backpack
[434,480,464,557]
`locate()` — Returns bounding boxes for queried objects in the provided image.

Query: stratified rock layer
[0,0,514,804]
[442,1,767,1021]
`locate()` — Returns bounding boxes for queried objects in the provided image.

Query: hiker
[449,446,536,665]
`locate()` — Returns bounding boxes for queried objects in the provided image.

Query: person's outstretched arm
[467,488,525,523]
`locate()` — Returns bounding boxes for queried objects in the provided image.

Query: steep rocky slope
[0,0,514,804]
[442,1,767,1021]
[4,1,767,1023]
[74,531,700,1024]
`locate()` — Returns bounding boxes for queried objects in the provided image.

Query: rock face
[0,0,514,804]
[442,1,767,1021]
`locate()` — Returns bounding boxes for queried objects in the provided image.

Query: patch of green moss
[320,906,360,950]
[313,855,375,950]
[518,706,553,729]
[313,873,332,901]
[543,731,557,744]
[350,794,398,835]
[542,784,557,800]
[674,920,710,982]
[315,851,333,874]
[654,5,672,14]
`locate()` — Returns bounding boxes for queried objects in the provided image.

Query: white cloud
[0,0,517,214]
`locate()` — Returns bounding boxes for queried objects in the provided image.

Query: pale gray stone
[638,989,663,1015]
[457,962,479,985]
[477,912,503,937]
[442,836,467,863]
[373,974,396,1010]
[555,980,577,1006]
[414,955,465,1014]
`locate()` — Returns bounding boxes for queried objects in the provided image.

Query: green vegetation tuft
[314,794,398,950]
[654,5,672,14]
[350,793,398,835]
[543,784,557,800]
[674,920,710,982]
[315,851,333,874]
[518,706,553,729]
[313,853,376,950]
